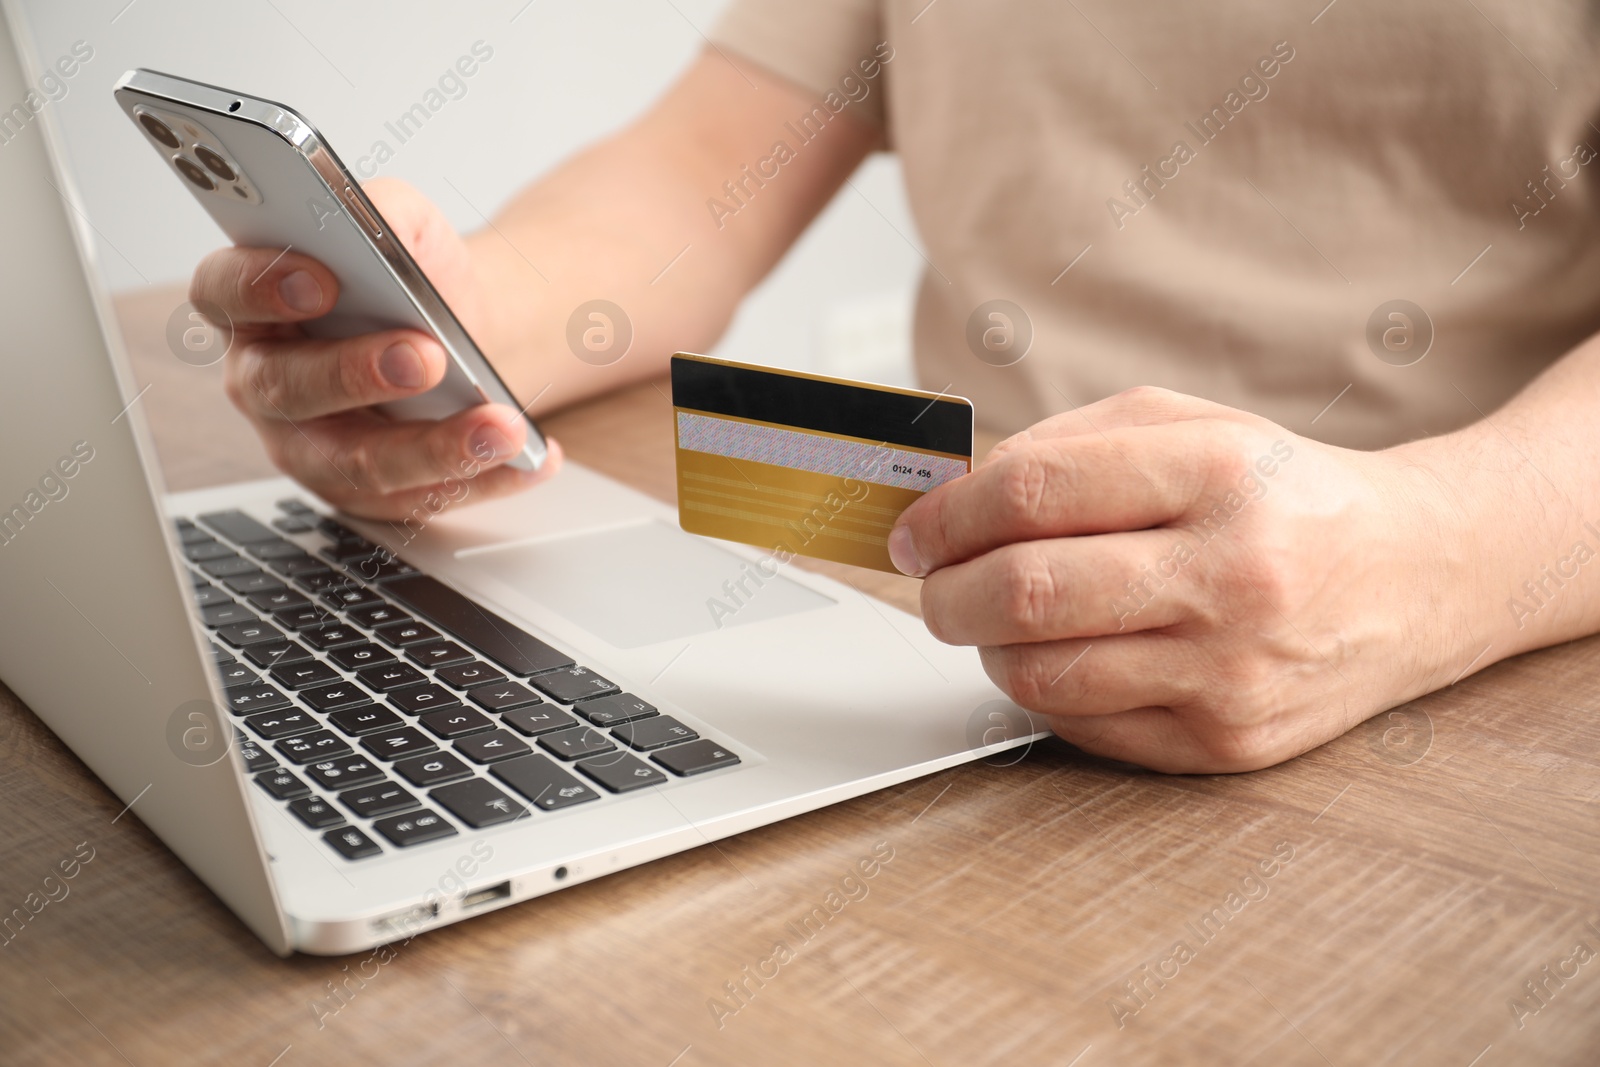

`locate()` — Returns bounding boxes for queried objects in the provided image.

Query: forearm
[1389,330,1600,681]
[463,51,878,413]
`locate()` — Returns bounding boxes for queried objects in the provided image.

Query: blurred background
[17,0,922,387]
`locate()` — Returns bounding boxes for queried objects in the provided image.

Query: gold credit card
[670,353,974,573]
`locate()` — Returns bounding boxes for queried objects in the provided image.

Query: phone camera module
[138,112,181,149]
[173,154,215,192]
[194,145,237,182]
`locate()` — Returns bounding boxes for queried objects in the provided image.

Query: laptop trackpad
[456,520,834,649]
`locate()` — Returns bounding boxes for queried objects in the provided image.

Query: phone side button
[341,186,384,239]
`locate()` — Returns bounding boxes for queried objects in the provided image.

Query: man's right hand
[190,177,559,520]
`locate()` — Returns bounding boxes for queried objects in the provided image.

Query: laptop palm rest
[454,520,833,649]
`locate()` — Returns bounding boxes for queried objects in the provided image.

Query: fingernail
[278,270,323,314]
[379,342,425,389]
[888,525,925,577]
[470,422,514,461]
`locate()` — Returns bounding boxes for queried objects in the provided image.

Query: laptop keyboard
[176,498,742,862]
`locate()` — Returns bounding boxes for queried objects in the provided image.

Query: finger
[893,422,1211,575]
[266,403,535,502]
[191,246,339,325]
[1046,708,1222,774]
[229,329,447,422]
[978,635,1197,719]
[336,438,565,523]
[921,530,1208,646]
[987,386,1240,461]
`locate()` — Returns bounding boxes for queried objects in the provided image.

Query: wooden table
[2,287,1597,1066]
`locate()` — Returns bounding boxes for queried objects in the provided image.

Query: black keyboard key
[327,705,403,736]
[418,707,493,739]
[574,693,658,727]
[268,659,341,690]
[323,825,382,860]
[394,752,474,787]
[406,641,474,669]
[577,751,669,793]
[207,643,234,665]
[216,660,257,687]
[353,557,421,584]
[217,620,285,648]
[223,572,287,596]
[245,539,307,561]
[429,779,527,828]
[276,730,353,764]
[273,605,338,632]
[653,739,741,777]
[184,540,235,562]
[320,585,385,611]
[436,661,504,689]
[201,602,257,628]
[300,682,374,713]
[362,727,437,761]
[538,726,615,761]
[372,809,457,848]
[175,522,212,546]
[243,708,319,739]
[277,497,314,515]
[501,705,579,737]
[273,515,316,534]
[193,585,231,608]
[242,640,313,669]
[384,575,575,676]
[346,603,411,629]
[317,517,361,540]
[373,620,440,647]
[329,643,396,672]
[339,782,418,819]
[320,538,383,563]
[530,666,619,705]
[200,557,260,579]
[291,567,341,592]
[468,681,543,714]
[236,737,277,772]
[275,556,333,578]
[305,755,386,790]
[289,796,345,829]
[614,716,699,752]
[491,754,600,810]
[249,588,311,612]
[301,624,365,651]
[189,570,211,587]
[357,662,426,692]
[256,768,311,800]
[456,729,532,764]
[223,683,292,715]
[199,509,281,545]
[389,685,461,716]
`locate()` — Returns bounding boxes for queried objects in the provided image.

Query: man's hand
[888,387,1471,774]
[191,177,559,519]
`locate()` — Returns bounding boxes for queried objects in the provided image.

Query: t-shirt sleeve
[709,0,888,127]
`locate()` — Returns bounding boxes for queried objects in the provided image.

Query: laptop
[0,3,1042,955]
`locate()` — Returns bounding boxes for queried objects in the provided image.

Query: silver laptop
[0,4,1042,955]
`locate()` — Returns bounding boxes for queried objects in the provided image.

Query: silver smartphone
[112,68,547,472]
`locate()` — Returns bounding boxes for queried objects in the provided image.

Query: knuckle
[990,646,1054,711]
[334,338,384,406]
[998,546,1059,636]
[333,438,387,495]
[995,450,1054,527]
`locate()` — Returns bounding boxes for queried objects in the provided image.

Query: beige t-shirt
[711,0,1600,448]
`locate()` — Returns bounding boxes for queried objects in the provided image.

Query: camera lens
[193,145,236,181]
[173,155,215,191]
[138,112,181,149]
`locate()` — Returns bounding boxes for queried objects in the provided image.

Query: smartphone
[112,68,547,472]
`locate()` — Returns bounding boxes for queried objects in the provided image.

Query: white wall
[17,0,921,384]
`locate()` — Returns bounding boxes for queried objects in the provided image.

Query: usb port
[462,881,511,910]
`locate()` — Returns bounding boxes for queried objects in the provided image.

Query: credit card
[670,353,974,573]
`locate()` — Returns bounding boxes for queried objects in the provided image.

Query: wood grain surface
[1,286,1597,1066]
